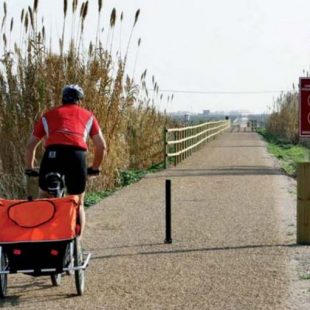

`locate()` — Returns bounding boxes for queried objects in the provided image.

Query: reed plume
[60,0,68,55]
[134,9,140,26]
[110,8,116,28]
[3,33,7,47]
[80,2,85,17]
[98,0,102,13]
[132,38,141,77]
[10,17,13,32]
[82,1,88,20]
[64,0,68,16]
[1,2,7,31]
[21,9,24,23]
[125,9,141,64]
[72,0,78,12]
[95,0,103,49]
[33,0,38,12]
[118,11,124,56]
[28,6,34,30]
[24,12,29,33]
[141,69,147,80]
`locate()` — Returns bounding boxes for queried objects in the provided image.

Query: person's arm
[25,134,41,169]
[90,130,107,170]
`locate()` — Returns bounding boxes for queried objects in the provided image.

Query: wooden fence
[164,120,231,167]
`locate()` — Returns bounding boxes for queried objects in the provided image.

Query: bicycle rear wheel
[74,238,85,295]
[0,247,8,298]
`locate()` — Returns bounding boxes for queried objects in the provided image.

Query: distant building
[184,113,190,123]
[203,110,210,116]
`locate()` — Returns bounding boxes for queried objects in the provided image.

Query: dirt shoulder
[1,132,310,309]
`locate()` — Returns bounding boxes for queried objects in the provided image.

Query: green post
[297,163,310,244]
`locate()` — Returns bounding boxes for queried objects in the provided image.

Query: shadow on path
[92,243,303,260]
[147,166,283,178]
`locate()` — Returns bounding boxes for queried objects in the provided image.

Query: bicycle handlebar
[87,167,100,176]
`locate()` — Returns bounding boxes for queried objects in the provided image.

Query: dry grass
[0,0,172,198]
[266,91,299,144]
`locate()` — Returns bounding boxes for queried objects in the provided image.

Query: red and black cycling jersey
[33,104,101,150]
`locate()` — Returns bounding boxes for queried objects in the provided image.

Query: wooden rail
[164,120,230,167]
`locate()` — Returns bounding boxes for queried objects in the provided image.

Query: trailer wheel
[0,247,8,298]
[74,238,85,295]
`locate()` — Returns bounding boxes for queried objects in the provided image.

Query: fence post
[185,128,188,158]
[164,127,168,169]
[175,131,181,165]
[183,128,185,160]
[179,130,184,163]
[189,127,191,155]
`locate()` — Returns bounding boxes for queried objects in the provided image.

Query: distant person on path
[24,84,107,237]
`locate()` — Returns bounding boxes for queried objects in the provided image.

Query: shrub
[266,91,299,144]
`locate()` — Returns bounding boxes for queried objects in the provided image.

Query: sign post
[297,78,310,244]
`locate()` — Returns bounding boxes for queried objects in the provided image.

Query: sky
[3,0,310,114]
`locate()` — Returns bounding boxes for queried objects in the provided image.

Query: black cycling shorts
[39,145,87,195]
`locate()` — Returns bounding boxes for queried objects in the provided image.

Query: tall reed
[0,0,172,197]
[266,91,299,143]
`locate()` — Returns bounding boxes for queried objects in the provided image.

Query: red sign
[299,77,310,136]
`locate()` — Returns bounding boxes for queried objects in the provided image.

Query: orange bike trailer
[0,196,79,243]
[0,196,79,276]
[0,196,91,296]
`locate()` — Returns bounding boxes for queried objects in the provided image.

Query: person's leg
[65,148,87,238]
[38,150,53,198]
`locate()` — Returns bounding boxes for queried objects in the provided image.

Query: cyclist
[24,84,107,238]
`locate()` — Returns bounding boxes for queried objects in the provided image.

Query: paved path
[1,131,310,309]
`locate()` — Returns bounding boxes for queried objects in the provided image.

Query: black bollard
[165,179,172,244]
